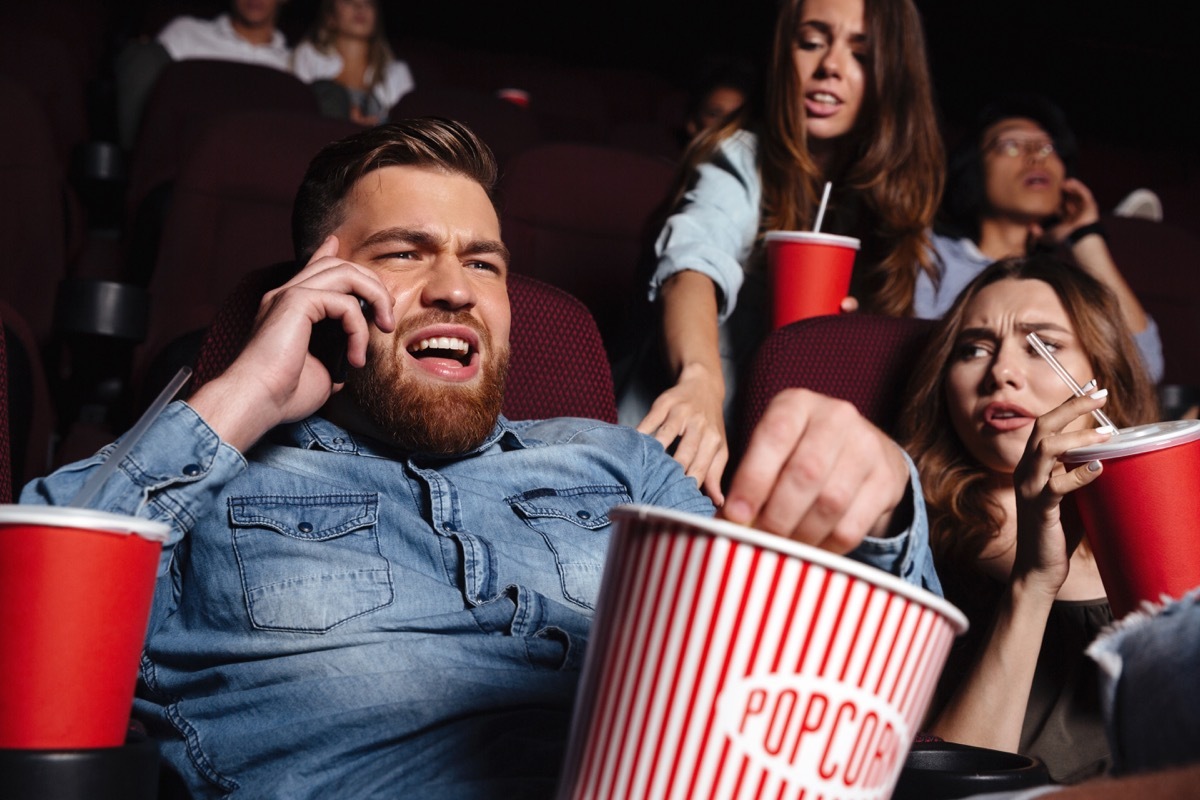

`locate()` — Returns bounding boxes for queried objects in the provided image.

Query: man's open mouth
[408,336,473,367]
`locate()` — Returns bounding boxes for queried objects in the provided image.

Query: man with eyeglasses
[916,93,1163,382]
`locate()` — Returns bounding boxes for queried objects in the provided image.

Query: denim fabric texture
[648,129,762,325]
[1088,587,1200,776]
[22,401,938,799]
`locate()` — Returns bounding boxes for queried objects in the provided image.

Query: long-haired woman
[900,255,1158,783]
[617,0,944,502]
[292,0,414,125]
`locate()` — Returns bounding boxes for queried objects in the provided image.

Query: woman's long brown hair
[678,0,944,316]
[898,256,1159,584]
[311,0,394,93]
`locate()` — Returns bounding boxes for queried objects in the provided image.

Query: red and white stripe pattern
[558,509,962,800]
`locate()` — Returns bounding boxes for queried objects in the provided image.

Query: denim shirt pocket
[508,485,631,610]
[230,493,392,633]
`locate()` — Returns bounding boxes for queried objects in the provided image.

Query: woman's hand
[638,363,729,505]
[1011,389,1113,597]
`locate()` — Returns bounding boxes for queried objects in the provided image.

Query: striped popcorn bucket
[557,505,967,800]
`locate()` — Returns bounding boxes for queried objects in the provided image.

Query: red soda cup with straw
[765,182,860,329]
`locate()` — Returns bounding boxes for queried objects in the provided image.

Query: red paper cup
[557,505,967,800]
[0,505,168,749]
[765,231,860,329]
[1063,419,1200,618]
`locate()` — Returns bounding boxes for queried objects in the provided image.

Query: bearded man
[22,118,938,799]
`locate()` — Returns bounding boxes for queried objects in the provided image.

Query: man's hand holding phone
[188,236,395,451]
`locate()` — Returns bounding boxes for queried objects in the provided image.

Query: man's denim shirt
[22,401,940,799]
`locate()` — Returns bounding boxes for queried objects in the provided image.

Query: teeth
[409,337,470,354]
[812,92,839,104]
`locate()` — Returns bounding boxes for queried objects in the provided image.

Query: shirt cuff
[845,450,943,597]
[22,401,246,552]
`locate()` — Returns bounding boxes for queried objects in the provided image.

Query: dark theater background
[385,0,1196,215]
[103,0,1196,150]
[0,0,1196,496]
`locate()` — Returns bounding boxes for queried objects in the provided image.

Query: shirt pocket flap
[508,485,630,531]
[229,495,378,541]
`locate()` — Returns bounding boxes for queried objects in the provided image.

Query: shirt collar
[961,236,988,262]
[279,414,531,459]
[216,13,287,50]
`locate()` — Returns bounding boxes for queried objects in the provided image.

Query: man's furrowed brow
[356,228,509,266]
[358,227,437,250]
[465,239,511,268]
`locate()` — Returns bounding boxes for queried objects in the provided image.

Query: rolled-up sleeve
[1132,316,1165,384]
[19,401,246,576]
[649,131,762,323]
[844,451,943,596]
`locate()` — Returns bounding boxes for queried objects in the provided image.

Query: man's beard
[345,313,508,455]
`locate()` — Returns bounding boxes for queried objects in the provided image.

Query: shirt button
[443,522,456,532]
[298,522,314,533]
[577,510,591,520]
[332,437,346,445]
[182,464,201,477]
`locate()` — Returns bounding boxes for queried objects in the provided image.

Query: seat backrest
[504,271,618,422]
[498,142,676,353]
[1103,215,1200,389]
[140,109,360,386]
[487,59,610,145]
[0,1,108,86]
[0,25,91,168]
[734,314,937,464]
[0,75,69,346]
[389,86,542,170]
[125,59,320,225]
[188,265,618,423]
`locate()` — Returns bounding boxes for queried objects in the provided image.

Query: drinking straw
[1026,333,1118,433]
[69,366,193,508]
[813,181,832,233]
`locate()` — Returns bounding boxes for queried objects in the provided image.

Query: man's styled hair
[291,117,499,263]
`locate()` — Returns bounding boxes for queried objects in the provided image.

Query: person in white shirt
[157,0,292,72]
[291,0,414,126]
[116,0,294,153]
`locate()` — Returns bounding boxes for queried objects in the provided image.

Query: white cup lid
[0,504,170,542]
[1063,419,1200,462]
[763,231,861,249]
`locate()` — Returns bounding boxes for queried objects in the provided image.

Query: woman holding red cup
[616,0,945,504]
[899,255,1158,783]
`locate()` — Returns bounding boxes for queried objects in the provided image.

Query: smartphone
[308,297,369,383]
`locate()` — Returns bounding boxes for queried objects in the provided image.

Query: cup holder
[0,729,159,800]
[891,740,1053,800]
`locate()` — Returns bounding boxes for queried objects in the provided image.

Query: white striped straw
[813,181,832,233]
[1026,332,1118,433]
